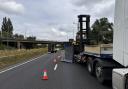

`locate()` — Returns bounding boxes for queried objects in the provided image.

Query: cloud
[72,0,102,7]
[0,0,25,15]
[13,22,68,41]
[51,28,67,36]
[60,32,67,36]
[0,0,115,41]
[93,0,115,14]
[93,1,115,22]
[72,0,114,8]
[71,0,115,23]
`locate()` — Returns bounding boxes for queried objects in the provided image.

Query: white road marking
[0,54,46,74]
[54,64,58,71]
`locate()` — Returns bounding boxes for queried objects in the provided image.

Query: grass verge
[0,48,48,69]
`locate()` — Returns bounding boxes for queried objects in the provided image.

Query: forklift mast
[76,15,91,52]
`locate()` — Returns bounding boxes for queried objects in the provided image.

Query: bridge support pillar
[17,41,21,50]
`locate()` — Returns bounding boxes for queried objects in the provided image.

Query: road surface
[0,52,112,89]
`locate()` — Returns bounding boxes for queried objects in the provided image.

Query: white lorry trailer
[73,0,128,88]
[113,0,128,89]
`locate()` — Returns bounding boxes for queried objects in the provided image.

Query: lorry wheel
[87,60,93,74]
[95,62,105,84]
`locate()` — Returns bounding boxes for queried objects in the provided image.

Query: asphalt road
[0,52,112,89]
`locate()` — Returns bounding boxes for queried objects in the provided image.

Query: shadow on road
[73,62,113,89]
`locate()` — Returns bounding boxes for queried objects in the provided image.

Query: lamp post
[73,22,78,40]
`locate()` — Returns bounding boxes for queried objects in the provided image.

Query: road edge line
[0,54,47,74]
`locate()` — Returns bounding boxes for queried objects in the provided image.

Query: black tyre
[87,60,93,74]
[95,62,105,84]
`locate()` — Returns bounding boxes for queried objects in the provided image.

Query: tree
[91,17,113,44]
[7,18,13,37]
[27,36,36,40]
[1,17,13,38]
[13,34,24,40]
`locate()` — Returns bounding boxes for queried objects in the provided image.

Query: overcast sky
[0,0,115,41]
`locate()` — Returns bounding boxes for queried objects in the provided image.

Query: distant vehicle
[51,50,57,53]
[48,44,56,53]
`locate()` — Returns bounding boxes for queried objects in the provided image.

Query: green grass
[0,48,48,69]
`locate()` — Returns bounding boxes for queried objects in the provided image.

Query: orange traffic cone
[42,69,48,80]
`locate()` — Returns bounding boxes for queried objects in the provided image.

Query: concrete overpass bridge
[0,38,67,49]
